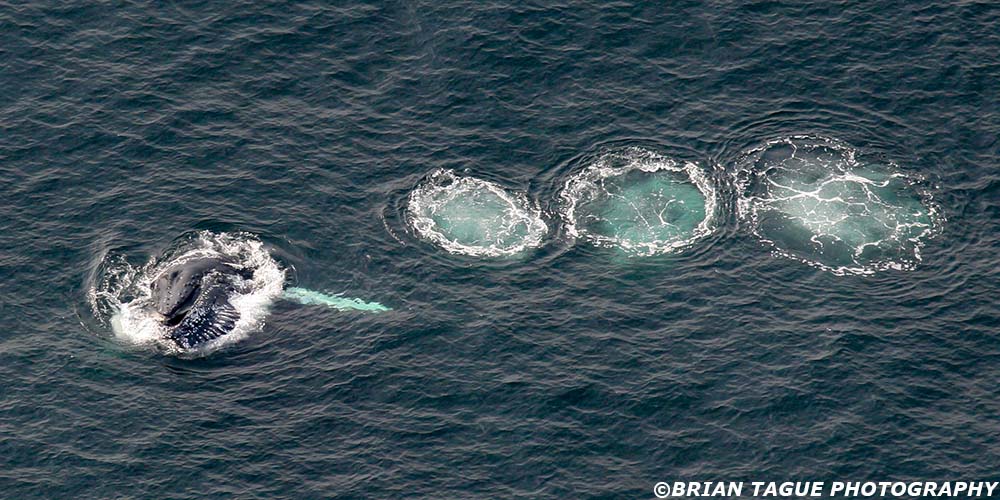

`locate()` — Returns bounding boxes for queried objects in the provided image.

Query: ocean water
[1,1,999,498]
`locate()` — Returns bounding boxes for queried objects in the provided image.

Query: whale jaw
[165,289,241,349]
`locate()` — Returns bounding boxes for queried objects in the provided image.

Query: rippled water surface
[2,1,999,498]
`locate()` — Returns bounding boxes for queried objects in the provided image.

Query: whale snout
[151,269,202,322]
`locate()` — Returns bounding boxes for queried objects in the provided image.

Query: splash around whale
[90,231,388,357]
[89,232,286,356]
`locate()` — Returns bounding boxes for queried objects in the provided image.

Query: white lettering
[810,482,824,496]
[969,482,983,497]
[939,482,952,496]
[845,482,860,496]
[727,483,743,497]
[925,482,938,496]
[860,482,876,496]
[891,482,906,496]
[879,482,892,496]
[763,482,778,496]
[672,482,686,497]
[656,480,999,498]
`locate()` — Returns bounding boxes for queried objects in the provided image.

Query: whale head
[148,257,252,349]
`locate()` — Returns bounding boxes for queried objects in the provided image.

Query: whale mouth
[90,231,286,357]
[161,311,187,327]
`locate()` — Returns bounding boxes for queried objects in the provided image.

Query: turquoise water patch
[283,287,389,312]
[561,148,716,256]
[407,169,548,257]
[737,136,938,275]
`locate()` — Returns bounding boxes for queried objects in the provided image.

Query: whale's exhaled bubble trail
[736,136,938,275]
[560,147,716,256]
[90,231,285,356]
[283,287,390,312]
[407,169,548,257]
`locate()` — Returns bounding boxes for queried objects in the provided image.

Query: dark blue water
[2,1,999,498]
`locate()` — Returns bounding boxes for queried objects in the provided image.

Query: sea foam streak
[283,287,390,312]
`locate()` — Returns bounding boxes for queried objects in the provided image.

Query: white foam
[407,169,548,257]
[560,147,716,256]
[735,136,940,275]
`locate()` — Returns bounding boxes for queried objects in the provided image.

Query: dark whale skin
[148,257,252,349]
[165,281,241,349]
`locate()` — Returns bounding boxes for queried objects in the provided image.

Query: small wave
[90,231,285,356]
[407,169,548,257]
[559,147,716,256]
[735,136,940,275]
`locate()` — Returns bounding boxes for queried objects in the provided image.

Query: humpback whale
[94,231,391,356]
[148,257,254,349]
[145,252,390,350]
[145,252,391,351]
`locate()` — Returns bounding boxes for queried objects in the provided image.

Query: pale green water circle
[737,136,939,275]
[561,147,716,256]
[407,169,548,257]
